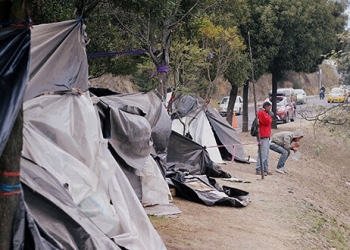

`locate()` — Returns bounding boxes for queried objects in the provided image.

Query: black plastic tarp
[0,27,30,156]
[166,131,231,178]
[170,175,250,207]
[205,105,247,162]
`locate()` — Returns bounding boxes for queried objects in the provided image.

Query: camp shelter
[6,19,167,250]
[93,91,173,206]
[170,95,247,163]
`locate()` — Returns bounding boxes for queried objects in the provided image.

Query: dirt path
[151,120,350,250]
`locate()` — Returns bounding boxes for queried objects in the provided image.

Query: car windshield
[331,88,342,94]
[221,97,229,104]
[268,97,284,104]
[294,89,304,94]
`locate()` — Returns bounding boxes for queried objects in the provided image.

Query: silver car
[218,96,243,116]
[294,89,307,104]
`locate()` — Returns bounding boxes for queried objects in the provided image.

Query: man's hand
[268,111,274,117]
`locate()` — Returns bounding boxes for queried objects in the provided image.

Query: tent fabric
[22,93,166,250]
[19,19,166,249]
[97,92,172,205]
[24,20,89,102]
[0,27,30,156]
[170,95,246,163]
[205,104,247,162]
[17,157,121,250]
[166,131,231,178]
[170,175,250,207]
[172,107,224,163]
[100,92,172,167]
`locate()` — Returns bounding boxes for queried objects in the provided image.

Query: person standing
[269,129,304,174]
[255,101,273,175]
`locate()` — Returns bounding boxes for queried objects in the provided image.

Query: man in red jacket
[256,101,273,175]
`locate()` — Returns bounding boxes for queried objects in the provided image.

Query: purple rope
[151,65,169,77]
[87,49,148,57]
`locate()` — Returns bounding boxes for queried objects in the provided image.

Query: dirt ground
[150,118,350,250]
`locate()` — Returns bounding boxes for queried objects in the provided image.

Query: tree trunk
[0,108,22,250]
[271,71,278,129]
[226,85,238,125]
[242,80,249,132]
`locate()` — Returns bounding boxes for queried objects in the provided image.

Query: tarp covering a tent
[0,27,30,156]
[93,92,172,205]
[170,95,247,163]
[24,20,89,101]
[166,130,231,178]
[18,20,167,249]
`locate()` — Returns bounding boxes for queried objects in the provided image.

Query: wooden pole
[0,109,22,250]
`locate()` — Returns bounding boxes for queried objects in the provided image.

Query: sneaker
[265,171,273,175]
[256,171,267,176]
[275,168,285,174]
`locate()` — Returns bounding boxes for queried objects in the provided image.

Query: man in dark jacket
[269,129,304,174]
[255,101,273,175]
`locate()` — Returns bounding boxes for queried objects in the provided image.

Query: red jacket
[257,110,272,138]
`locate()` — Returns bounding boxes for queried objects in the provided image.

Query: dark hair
[263,101,272,108]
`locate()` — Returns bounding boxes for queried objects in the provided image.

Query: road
[234,95,334,130]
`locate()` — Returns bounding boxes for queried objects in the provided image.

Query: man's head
[292,129,303,142]
[262,101,272,112]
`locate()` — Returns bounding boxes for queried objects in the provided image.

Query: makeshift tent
[170,95,247,163]
[12,19,167,249]
[93,91,173,205]
[91,91,249,207]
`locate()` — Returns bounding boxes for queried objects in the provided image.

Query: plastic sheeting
[205,105,247,162]
[172,108,224,163]
[0,27,30,156]
[98,92,172,205]
[22,93,166,250]
[171,175,250,207]
[24,20,89,102]
[18,157,121,250]
[170,95,247,162]
[166,131,231,178]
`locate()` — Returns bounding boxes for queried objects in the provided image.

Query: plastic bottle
[292,151,301,161]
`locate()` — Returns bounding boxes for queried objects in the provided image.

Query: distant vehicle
[218,96,243,116]
[294,89,307,104]
[262,96,296,123]
[268,88,297,109]
[327,88,348,103]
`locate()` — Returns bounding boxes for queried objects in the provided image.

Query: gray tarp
[98,92,172,205]
[170,95,247,162]
[24,20,88,101]
[20,19,167,250]
[22,93,166,250]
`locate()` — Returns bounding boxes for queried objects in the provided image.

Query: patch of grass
[300,207,350,249]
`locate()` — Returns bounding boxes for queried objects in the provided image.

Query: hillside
[89,61,340,110]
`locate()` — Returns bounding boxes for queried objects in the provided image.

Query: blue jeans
[269,142,290,169]
[256,138,270,172]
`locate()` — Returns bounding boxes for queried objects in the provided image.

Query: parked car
[218,96,243,116]
[268,88,297,109]
[294,89,307,104]
[262,96,296,123]
[327,88,348,103]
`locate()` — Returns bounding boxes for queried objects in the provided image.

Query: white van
[218,96,243,116]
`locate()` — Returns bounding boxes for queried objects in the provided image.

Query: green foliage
[169,39,210,92]
[242,0,345,80]
[31,0,75,23]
